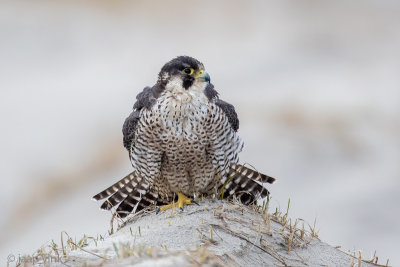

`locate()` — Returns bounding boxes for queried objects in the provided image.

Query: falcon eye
[183,68,194,75]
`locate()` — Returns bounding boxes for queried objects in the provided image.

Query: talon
[157,192,195,213]
[192,200,200,206]
[156,207,160,214]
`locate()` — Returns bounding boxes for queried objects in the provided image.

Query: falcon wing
[122,110,140,151]
[93,85,163,218]
[206,98,275,204]
[204,83,238,131]
[206,100,243,179]
[122,86,157,151]
[215,99,239,132]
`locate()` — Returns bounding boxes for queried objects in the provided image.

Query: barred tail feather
[92,172,136,201]
[115,191,141,218]
[220,165,273,204]
[135,190,160,213]
[99,177,141,210]
[116,188,159,218]
[92,172,143,211]
[231,164,275,184]
[93,171,163,218]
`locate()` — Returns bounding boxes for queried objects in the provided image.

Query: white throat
[164,76,207,104]
[157,77,209,134]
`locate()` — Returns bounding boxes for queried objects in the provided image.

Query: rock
[32,199,378,266]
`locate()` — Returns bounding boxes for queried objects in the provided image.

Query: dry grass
[348,249,391,267]
[255,197,390,267]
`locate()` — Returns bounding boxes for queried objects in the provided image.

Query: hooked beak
[196,70,211,83]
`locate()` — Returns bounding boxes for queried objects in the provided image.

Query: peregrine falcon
[92,56,275,218]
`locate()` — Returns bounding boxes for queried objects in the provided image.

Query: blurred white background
[1,0,399,265]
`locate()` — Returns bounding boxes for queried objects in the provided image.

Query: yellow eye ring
[183,68,194,75]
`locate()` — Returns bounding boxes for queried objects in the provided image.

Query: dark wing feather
[133,86,157,110]
[122,85,163,151]
[204,83,219,101]
[122,110,140,150]
[215,99,239,132]
[203,83,238,132]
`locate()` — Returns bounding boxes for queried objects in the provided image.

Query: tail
[230,164,276,184]
[92,172,158,218]
[219,164,275,204]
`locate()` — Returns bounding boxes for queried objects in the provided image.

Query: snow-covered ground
[1,1,399,266]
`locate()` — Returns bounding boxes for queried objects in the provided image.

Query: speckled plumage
[93,56,275,218]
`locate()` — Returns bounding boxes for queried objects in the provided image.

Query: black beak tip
[205,73,211,83]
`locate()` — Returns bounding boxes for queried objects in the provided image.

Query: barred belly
[156,92,215,196]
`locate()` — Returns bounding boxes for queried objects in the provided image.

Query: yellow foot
[156,192,198,214]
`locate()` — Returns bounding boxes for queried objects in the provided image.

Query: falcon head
[158,56,211,92]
